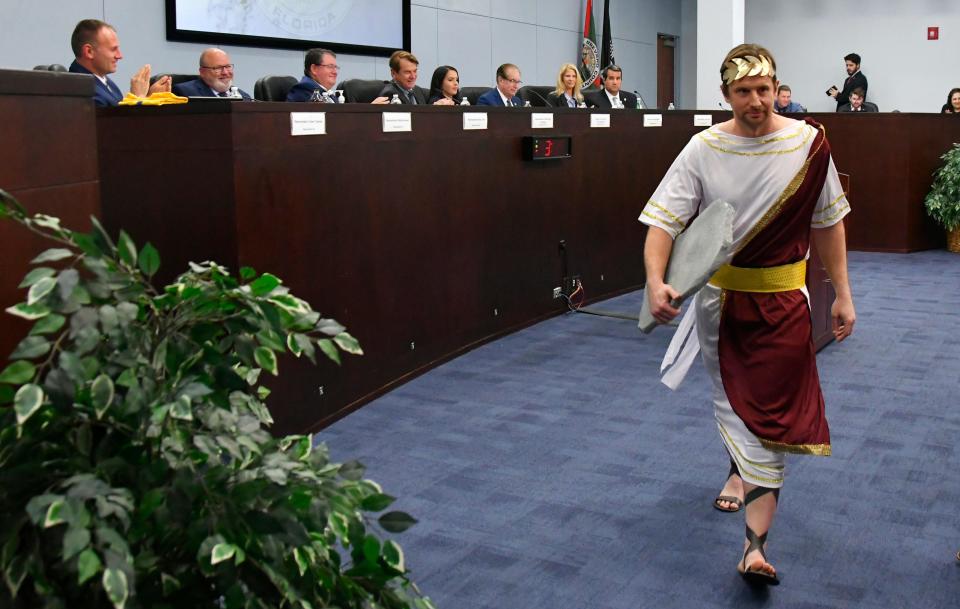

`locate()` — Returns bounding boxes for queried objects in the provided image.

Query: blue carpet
[315,251,960,609]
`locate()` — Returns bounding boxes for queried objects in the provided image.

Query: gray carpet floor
[315,250,960,609]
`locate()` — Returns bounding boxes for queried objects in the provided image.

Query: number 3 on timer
[543,139,553,156]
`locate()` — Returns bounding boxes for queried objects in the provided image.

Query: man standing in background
[827,52,867,111]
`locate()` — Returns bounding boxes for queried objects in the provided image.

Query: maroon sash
[718,119,832,455]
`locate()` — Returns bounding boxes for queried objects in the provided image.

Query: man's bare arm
[644,226,681,324]
[811,221,856,341]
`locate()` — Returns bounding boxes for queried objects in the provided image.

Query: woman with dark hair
[427,65,460,105]
[547,63,585,108]
[941,88,960,113]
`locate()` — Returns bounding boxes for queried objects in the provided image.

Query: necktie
[568,97,575,108]
[406,90,415,104]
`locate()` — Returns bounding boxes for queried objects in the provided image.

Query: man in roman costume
[640,43,856,584]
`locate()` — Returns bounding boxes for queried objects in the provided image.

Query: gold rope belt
[709,259,806,293]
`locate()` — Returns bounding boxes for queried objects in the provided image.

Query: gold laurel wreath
[722,55,774,84]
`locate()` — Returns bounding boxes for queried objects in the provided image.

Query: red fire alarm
[928,26,939,40]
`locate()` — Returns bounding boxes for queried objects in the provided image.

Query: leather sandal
[713,459,743,513]
[738,486,780,586]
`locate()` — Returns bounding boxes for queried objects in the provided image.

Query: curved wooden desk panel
[95,106,957,433]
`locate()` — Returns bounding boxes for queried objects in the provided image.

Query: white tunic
[639,119,850,486]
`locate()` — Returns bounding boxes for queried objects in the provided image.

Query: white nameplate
[531,113,554,129]
[289,112,326,136]
[643,114,663,127]
[462,112,488,130]
[382,112,412,132]
[590,113,611,128]
[693,114,713,127]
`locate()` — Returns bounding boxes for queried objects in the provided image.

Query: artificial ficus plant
[0,189,432,609]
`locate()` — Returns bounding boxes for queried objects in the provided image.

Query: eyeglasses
[318,63,340,71]
[502,78,522,85]
[200,64,234,73]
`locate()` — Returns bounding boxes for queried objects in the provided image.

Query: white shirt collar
[497,87,512,106]
[605,88,621,106]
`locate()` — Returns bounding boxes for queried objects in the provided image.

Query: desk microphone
[523,88,552,108]
[633,90,649,109]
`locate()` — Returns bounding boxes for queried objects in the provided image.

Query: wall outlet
[562,275,580,296]
[552,286,562,299]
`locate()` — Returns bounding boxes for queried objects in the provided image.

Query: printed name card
[462,112,488,130]
[643,114,663,127]
[531,113,554,129]
[382,112,412,132]
[693,114,713,127]
[289,112,326,136]
[590,113,611,128]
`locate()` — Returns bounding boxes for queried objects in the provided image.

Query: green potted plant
[924,142,960,252]
[0,189,433,609]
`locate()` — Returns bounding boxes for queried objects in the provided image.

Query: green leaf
[382,540,405,572]
[71,232,102,257]
[14,383,44,425]
[5,302,50,320]
[30,313,66,335]
[316,318,346,336]
[0,385,14,404]
[138,242,160,277]
[210,543,236,565]
[117,230,137,267]
[250,273,281,296]
[377,511,418,533]
[362,535,380,563]
[339,460,366,481]
[57,268,80,300]
[33,213,62,231]
[254,347,278,376]
[160,573,180,595]
[333,332,363,355]
[26,276,57,306]
[4,554,27,598]
[0,361,35,384]
[361,493,396,512]
[317,339,341,365]
[31,248,73,263]
[293,547,310,576]
[287,333,303,356]
[62,527,91,561]
[170,395,193,421]
[91,374,115,418]
[77,549,102,585]
[102,567,129,609]
[240,266,257,281]
[10,336,50,360]
[116,369,137,388]
[18,267,55,288]
[44,499,66,528]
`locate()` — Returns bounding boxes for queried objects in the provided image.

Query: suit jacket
[838,101,878,113]
[585,88,638,109]
[546,91,581,108]
[378,81,427,105]
[173,78,251,100]
[68,60,123,107]
[285,76,342,102]
[835,70,867,111]
[476,88,522,107]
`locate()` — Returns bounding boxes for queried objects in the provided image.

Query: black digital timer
[521,135,573,161]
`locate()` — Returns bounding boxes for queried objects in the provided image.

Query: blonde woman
[547,63,584,108]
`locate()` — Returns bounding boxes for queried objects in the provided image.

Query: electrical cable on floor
[560,279,679,326]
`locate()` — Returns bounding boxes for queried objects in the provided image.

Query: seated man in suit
[476,64,523,107]
[585,65,637,109]
[838,88,878,112]
[773,84,805,113]
[68,18,170,106]
[371,51,427,104]
[173,48,251,99]
[287,48,342,102]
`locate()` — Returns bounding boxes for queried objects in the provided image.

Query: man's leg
[738,481,780,582]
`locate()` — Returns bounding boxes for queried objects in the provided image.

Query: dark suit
[68,60,123,107]
[173,78,251,100]
[285,76,342,102]
[585,88,638,109]
[547,91,580,108]
[838,101,878,113]
[835,70,867,111]
[476,88,522,107]
[377,81,427,104]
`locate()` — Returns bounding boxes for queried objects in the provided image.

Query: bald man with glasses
[174,48,251,99]
[287,48,342,102]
